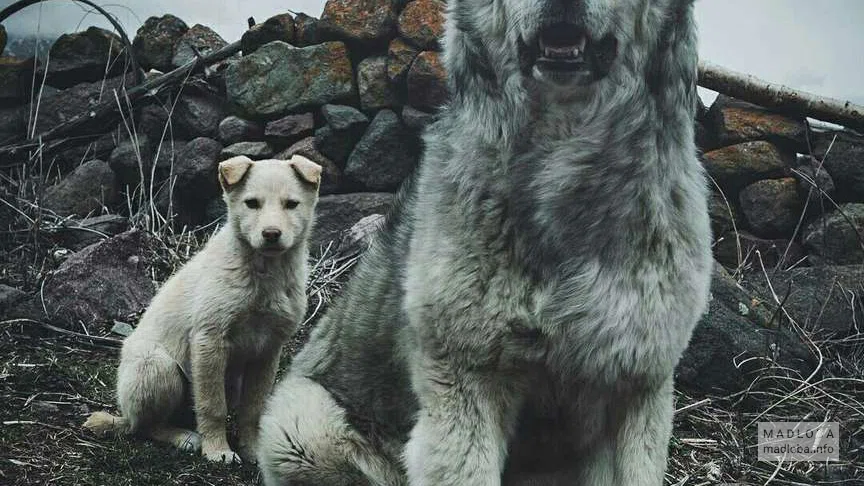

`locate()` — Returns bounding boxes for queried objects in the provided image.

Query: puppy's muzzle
[262,228,282,244]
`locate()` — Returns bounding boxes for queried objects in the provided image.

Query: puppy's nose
[262,228,282,243]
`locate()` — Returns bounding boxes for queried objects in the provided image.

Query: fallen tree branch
[0,40,241,160]
[698,61,864,133]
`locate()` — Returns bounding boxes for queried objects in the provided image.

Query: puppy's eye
[284,200,299,210]
[244,199,260,209]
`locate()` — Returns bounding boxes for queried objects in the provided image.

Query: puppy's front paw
[203,448,242,464]
[237,442,258,464]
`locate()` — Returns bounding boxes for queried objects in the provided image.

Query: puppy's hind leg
[257,374,405,486]
[115,343,200,453]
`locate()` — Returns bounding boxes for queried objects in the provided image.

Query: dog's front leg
[611,379,675,486]
[404,356,524,486]
[235,347,281,462]
[191,332,239,463]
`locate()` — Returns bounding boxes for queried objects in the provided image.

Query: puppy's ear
[218,156,253,191]
[289,155,323,189]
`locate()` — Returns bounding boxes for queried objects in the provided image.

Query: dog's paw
[175,431,202,454]
[237,443,258,464]
[203,448,242,464]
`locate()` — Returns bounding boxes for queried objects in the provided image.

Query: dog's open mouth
[523,22,618,84]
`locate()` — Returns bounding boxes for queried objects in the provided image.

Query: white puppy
[84,155,322,463]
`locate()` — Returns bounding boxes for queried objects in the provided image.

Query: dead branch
[699,61,864,133]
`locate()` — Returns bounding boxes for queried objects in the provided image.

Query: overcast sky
[2,0,862,105]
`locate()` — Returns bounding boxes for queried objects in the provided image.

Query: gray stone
[242,13,295,55]
[0,57,33,104]
[42,27,128,88]
[802,203,864,265]
[707,95,807,151]
[315,104,369,166]
[265,113,315,145]
[702,141,793,189]
[357,56,398,111]
[0,284,27,317]
[794,154,836,198]
[111,320,136,337]
[57,214,130,250]
[133,14,189,72]
[276,137,342,195]
[311,193,394,250]
[42,160,117,217]
[320,0,396,43]
[218,116,263,145]
[739,178,802,238]
[108,135,186,188]
[220,141,275,160]
[225,41,354,118]
[398,0,446,50]
[293,12,325,47]
[401,106,435,131]
[387,38,419,84]
[42,230,155,329]
[345,109,420,191]
[812,130,864,203]
[0,106,24,143]
[175,94,224,138]
[136,103,173,143]
[172,24,228,69]
[407,51,448,109]
[31,74,134,134]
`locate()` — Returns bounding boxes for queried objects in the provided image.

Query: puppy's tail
[83,410,131,437]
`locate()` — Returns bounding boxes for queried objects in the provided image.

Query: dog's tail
[83,411,131,437]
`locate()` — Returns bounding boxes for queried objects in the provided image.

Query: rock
[31,401,60,416]
[220,141,275,160]
[345,109,420,191]
[315,104,369,166]
[312,193,394,249]
[407,51,448,109]
[242,13,295,55]
[56,214,130,250]
[42,160,117,217]
[812,130,864,203]
[276,137,342,195]
[707,190,741,238]
[0,106,24,142]
[707,95,807,151]
[31,74,133,134]
[713,231,805,271]
[133,14,189,72]
[265,113,315,145]
[174,137,222,197]
[398,0,446,50]
[0,284,27,319]
[793,154,835,198]
[357,56,398,111]
[111,320,135,337]
[136,103,172,143]
[702,141,793,189]
[293,12,325,47]
[108,135,185,188]
[321,0,397,43]
[42,230,155,329]
[175,94,224,138]
[739,178,802,238]
[0,25,6,54]
[42,27,127,89]
[218,116,263,145]
[172,24,228,69]
[676,263,815,393]
[401,106,436,131]
[387,38,419,84]
[225,41,354,118]
[49,132,121,170]
[0,57,33,104]
[802,203,864,265]
[742,265,864,335]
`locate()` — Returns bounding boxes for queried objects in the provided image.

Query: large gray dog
[257,0,712,484]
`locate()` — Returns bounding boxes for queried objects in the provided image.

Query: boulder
[42,230,155,329]
[401,106,436,131]
[276,137,342,195]
[175,94,224,138]
[293,12,325,47]
[357,56,398,111]
[812,130,864,203]
[133,14,189,72]
[793,154,835,198]
[312,193,394,249]
[158,137,223,225]
[108,135,186,188]
[31,74,134,134]
[345,109,420,191]
[387,38,419,84]
[802,203,864,265]
[265,113,315,146]
[707,190,740,239]
[242,13,295,55]
[315,104,370,166]
[56,214,130,250]
[320,0,397,43]
[701,141,793,189]
[398,0,446,50]
[0,284,27,320]
[742,265,864,335]
[407,51,448,109]
[225,41,354,118]
[0,57,33,104]
[172,24,228,69]
[42,160,117,217]
[676,263,815,393]
[220,141,275,160]
[707,95,807,151]
[136,103,173,145]
[739,178,802,238]
[0,106,24,142]
[713,231,805,271]
[48,132,121,170]
[218,116,263,145]
[42,27,128,88]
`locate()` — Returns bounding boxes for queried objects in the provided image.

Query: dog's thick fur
[258,0,711,484]
[83,156,321,463]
